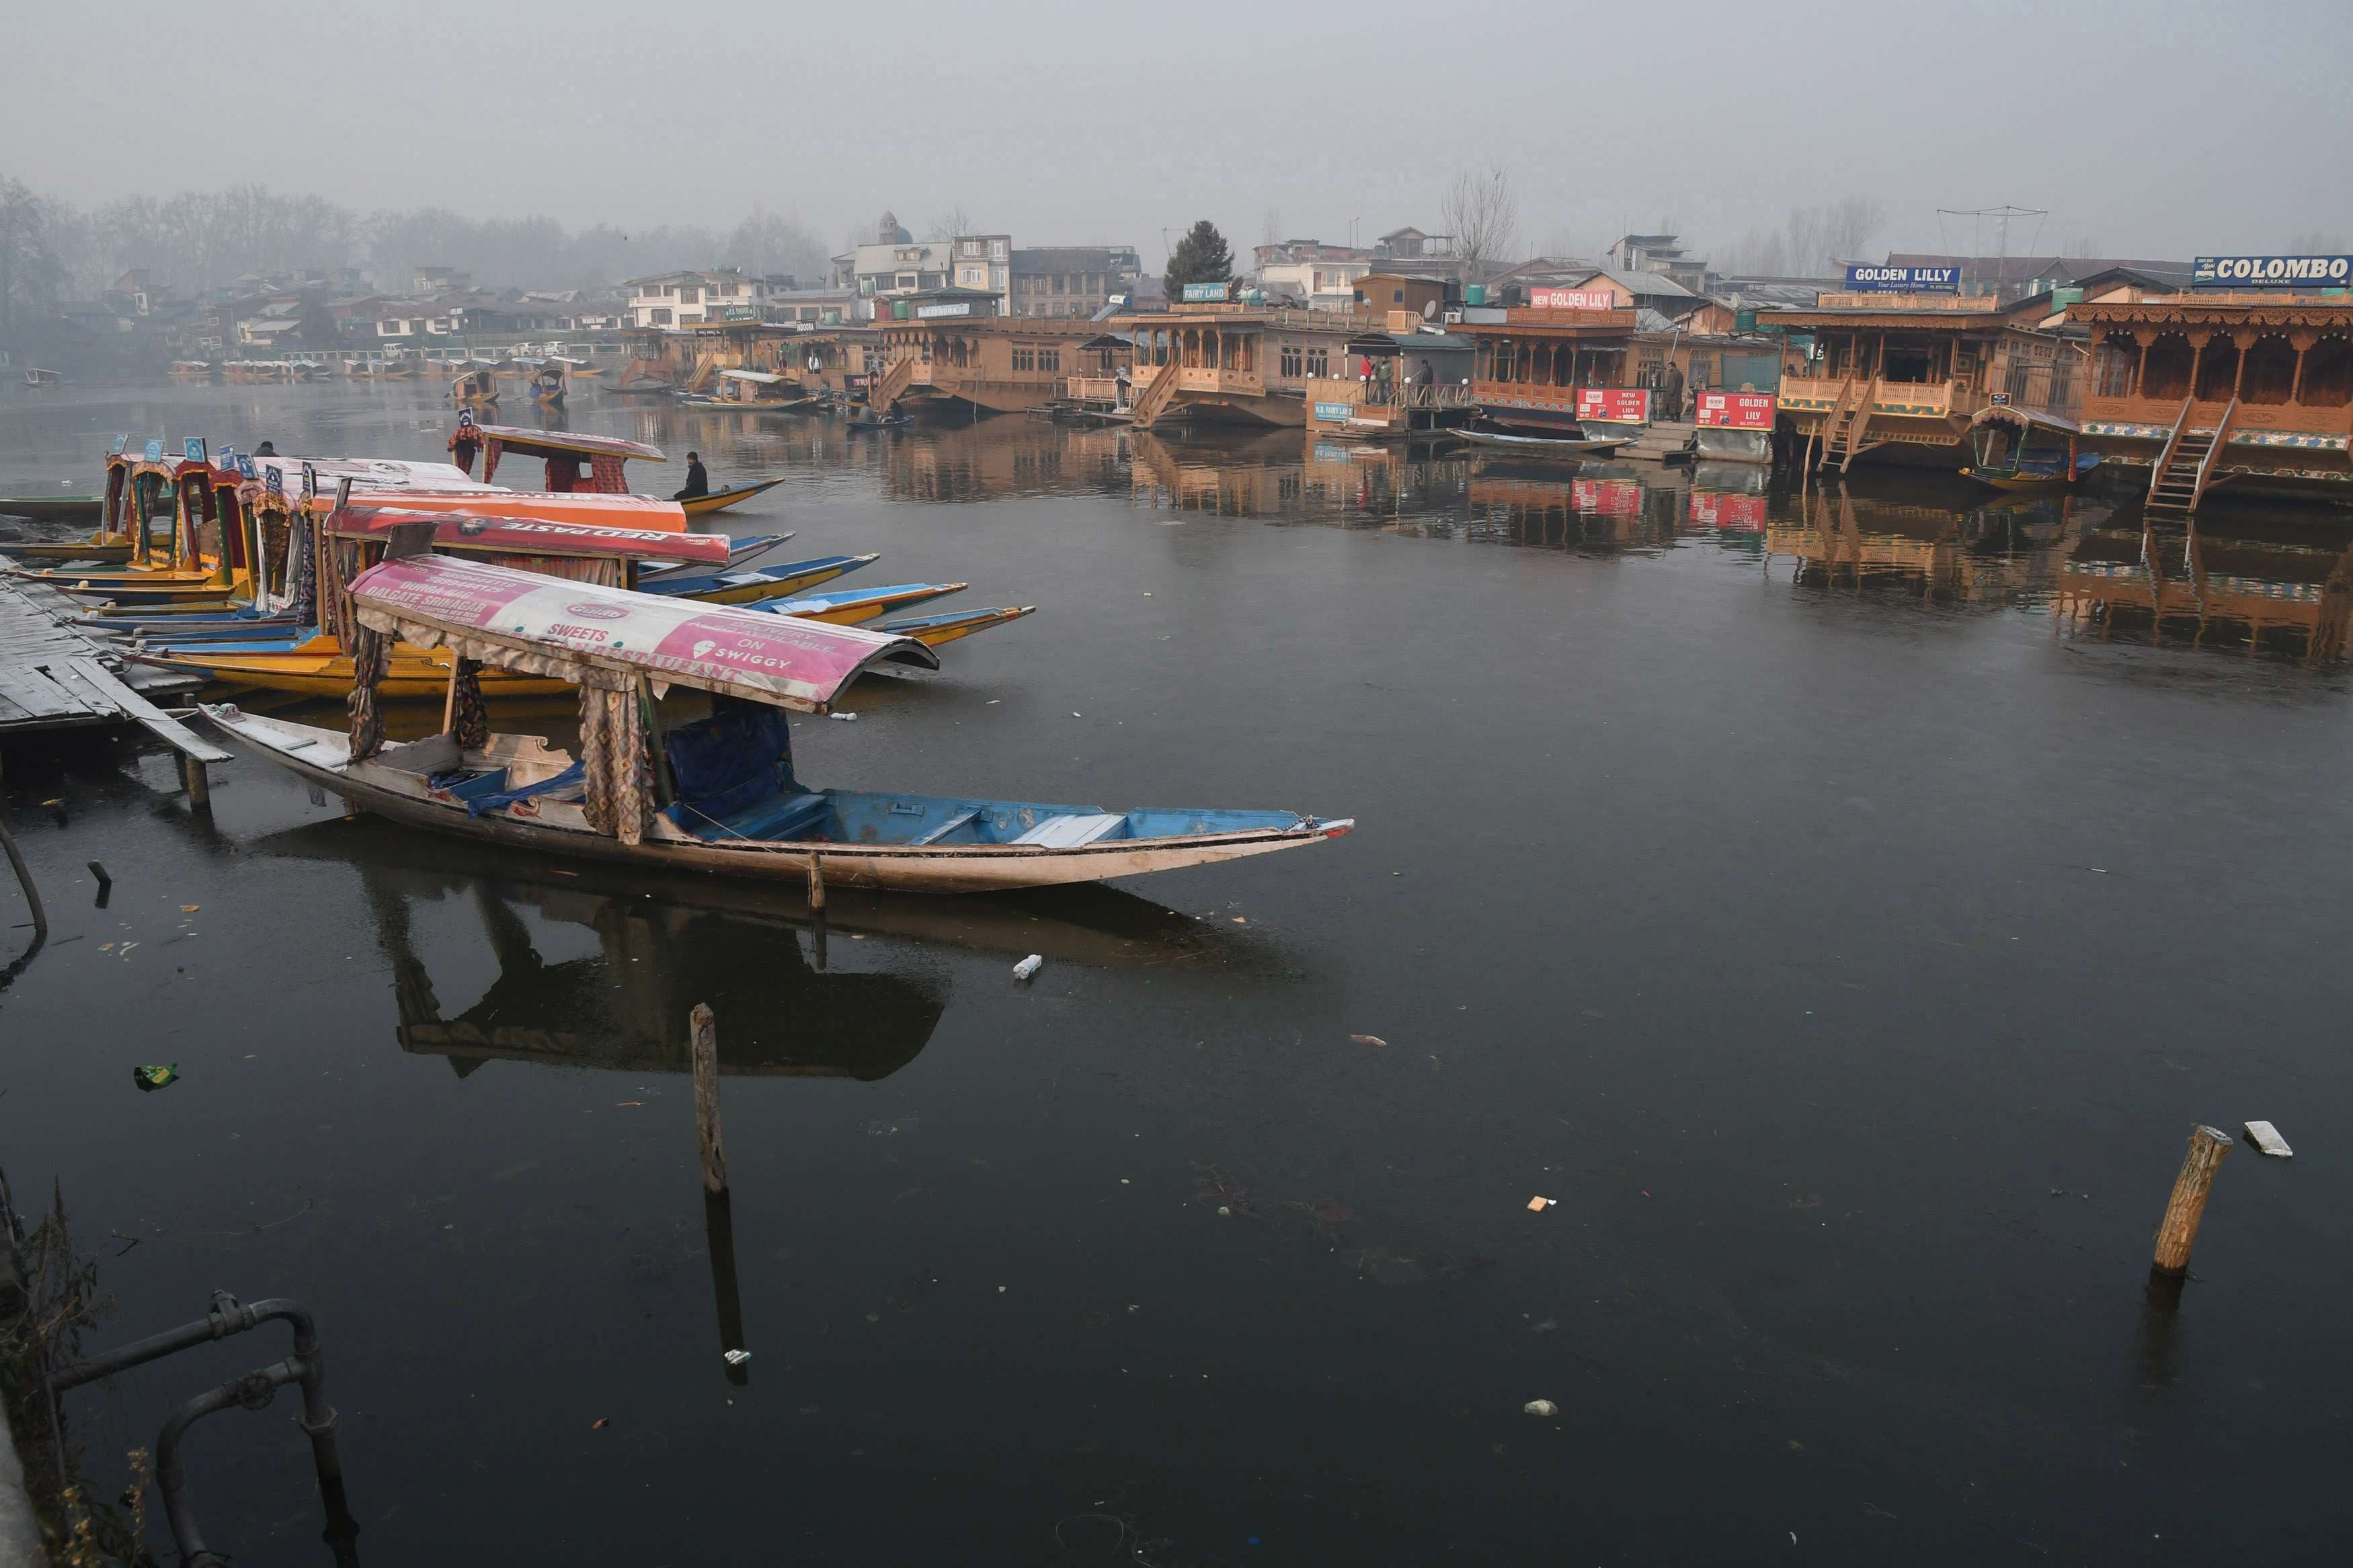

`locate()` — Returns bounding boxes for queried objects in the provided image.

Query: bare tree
[1261,207,1283,248]
[1822,196,1887,266]
[0,177,67,337]
[2065,234,2102,259]
[2288,230,2348,253]
[1441,167,1520,278]
[1782,206,1829,276]
[927,206,976,241]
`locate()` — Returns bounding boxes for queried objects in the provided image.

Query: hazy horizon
[7,0,2348,276]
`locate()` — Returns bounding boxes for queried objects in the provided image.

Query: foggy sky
[7,0,2348,267]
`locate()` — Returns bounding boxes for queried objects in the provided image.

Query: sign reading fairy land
[1181,281,1233,302]
[2192,254,2353,289]
[1694,391,1778,429]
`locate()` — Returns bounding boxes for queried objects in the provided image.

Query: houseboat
[1760,271,2082,472]
[1459,298,1647,438]
[1302,329,1478,442]
[1111,285,1382,431]
[865,299,1117,419]
[2066,271,2353,513]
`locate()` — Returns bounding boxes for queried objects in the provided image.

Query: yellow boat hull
[139,643,572,700]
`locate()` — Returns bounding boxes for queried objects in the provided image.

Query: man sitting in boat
[448,414,481,477]
[676,452,710,501]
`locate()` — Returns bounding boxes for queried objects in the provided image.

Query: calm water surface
[4,378,2352,1563]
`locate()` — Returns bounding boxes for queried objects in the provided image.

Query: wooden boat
[680,477,787,518]
[1453,428,1631,458]
[450,369,500,409]
[637,550,875,606]
[0,495,106,524]
[201,548,1351,893]
[472,423,666,494]
[1960,405,2101,493]
[869,604,1036,647]
[138,638,573,699]
[22,368,62,388]
[844,413,913,432]
[14,450,229,600]
[0,537,136,565]
[750,581,967,626]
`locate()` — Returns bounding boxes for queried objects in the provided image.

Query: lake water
[5,377,2351,1563]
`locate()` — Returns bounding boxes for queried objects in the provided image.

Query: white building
[623,270,774,329]
[951,234,1012,318]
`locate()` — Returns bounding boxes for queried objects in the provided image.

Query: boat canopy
[348,553,936,712]
[474,425,665,462]
[718,368,787,385]
[1967,405,2083,437]
[329,507,729,565]
[252,454,488,497]
[301,487,688,531]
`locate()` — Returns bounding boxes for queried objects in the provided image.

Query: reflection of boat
[22,368,63,388]
[844,414,912,432]
[1960,405,2100,493]
[1455,429,1629,458]
[206,550,1353,893]
[680,478,787,518]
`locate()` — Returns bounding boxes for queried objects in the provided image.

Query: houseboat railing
[2147,397,2196,503]
[2192,397,2239,508]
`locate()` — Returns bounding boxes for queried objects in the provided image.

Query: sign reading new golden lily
[2192,255,2353,289]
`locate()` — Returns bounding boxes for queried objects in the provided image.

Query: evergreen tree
[1162,220,1233,301]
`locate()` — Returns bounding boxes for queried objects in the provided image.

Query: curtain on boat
[290,516,318,628]
[589,454,628,493]
[481,554,622,587]
[450,657,489,749]
[348,622,389,761]
[578,671,651,846]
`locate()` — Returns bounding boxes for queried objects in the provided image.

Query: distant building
[1254,242,1374,311]
[623,270,772,328]
[952,235,1014,317]
[1008,245,1140,319]
[413,266,473,296]
[1375,227,1454,261]
[1880,252,2195,306]
[1605,235,1710,293]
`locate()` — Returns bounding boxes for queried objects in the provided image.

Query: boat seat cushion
[1010,813,1127,848]
[664,699,800,821]
[465,759,586,817]
[674,788,830,842]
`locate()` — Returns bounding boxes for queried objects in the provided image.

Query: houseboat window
[2240,335,2298,405]
[2093,333,2139,397]
[2139,335,2194,401]
[1041,349,1060,373]
[2302,335,2352,408]
[1013,347,1035,372]
[2194,338,2240,402]
[1306,347,1329,377]
[1281,343,1303,378]
[1882,345,1936,383]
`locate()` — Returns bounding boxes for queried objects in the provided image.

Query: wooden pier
[0,574,226,766]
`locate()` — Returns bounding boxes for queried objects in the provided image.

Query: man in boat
[448,413,481,477]
[676,451,710,501]
[253,440,278,457]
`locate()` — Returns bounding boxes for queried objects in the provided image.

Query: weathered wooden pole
[2151,1124,2231,1276]
[182,753,211,809]
[806,852,826,912]
[689,1003,727,1194]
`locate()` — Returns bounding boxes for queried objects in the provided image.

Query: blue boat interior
[636,552,871,598]
[419,700,1305,847]
[750,583,955,618]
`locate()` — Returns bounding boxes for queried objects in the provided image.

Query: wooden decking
[0,574,224,759]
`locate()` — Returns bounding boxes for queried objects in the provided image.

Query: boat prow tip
[1318,818,1355,838]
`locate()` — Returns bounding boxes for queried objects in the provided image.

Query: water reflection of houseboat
[1463,463,1681,553]
[2069,286,2353,513]
[1766,489,2084,602]
[2057,513,2353,660]
[1762,280,2081,473]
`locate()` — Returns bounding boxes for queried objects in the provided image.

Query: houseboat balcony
[1174,366,1264,397]
[1779,374,1959,420]
[2078,393,2353,440]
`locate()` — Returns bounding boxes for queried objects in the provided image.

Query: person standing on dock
[1661,362,1685,423]
[678,452,710,501]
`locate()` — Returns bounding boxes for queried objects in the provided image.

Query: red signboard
[1529,287,1616,311]
[1571,479,1644,515]
[1688,490,1768,530]
[1694,390,1779,429]
[1575,387,1651,424]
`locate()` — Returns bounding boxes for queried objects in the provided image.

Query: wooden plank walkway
[0,572,221,758]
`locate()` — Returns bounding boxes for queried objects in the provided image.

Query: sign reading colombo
[2192,255,2353,288]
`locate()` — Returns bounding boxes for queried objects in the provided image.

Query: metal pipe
[52,1290,316,1391]
[0,815,44,945]
[156,1362,301,1567]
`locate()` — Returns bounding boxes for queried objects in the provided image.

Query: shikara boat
[844,413,912,432]
[1453,428,1631,458]
[202,547,1351,893]
[467,423,668,496]
[679,477,789,519]
[636,550,876,606]
[0,537,137,565]
[22,368,63,388]
[450,369,500,409]
[13,448,233,603]
[1959,405,2102,493]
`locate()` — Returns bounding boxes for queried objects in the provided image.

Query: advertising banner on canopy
[350,555,923,710]
[332,509,729,564]
[1575,387,1652,424]
[1694,391,1779,429]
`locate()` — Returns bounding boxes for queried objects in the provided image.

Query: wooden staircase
[1819,376,1879,472]
[1128,358,1182,430]
[867,356,916,413]
[2145,396,2234,521]
[1625,419,1696,460]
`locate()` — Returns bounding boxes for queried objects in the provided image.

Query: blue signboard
[1844,265,1960,294]
[264,464,282,495]
[182,437,206,463]
[143,439,163,461]
[109,434,129,456]
[2192,254,2353,289]
[235,455,257,480]
[1314,401,1355,422]
[214,446,235,469]
[1181,281,1232,302]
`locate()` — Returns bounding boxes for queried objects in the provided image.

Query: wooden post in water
[182,753,210,809]
[807,852,826,912]
[2151,1124,2231,1276]
[689,1003,727,1194]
